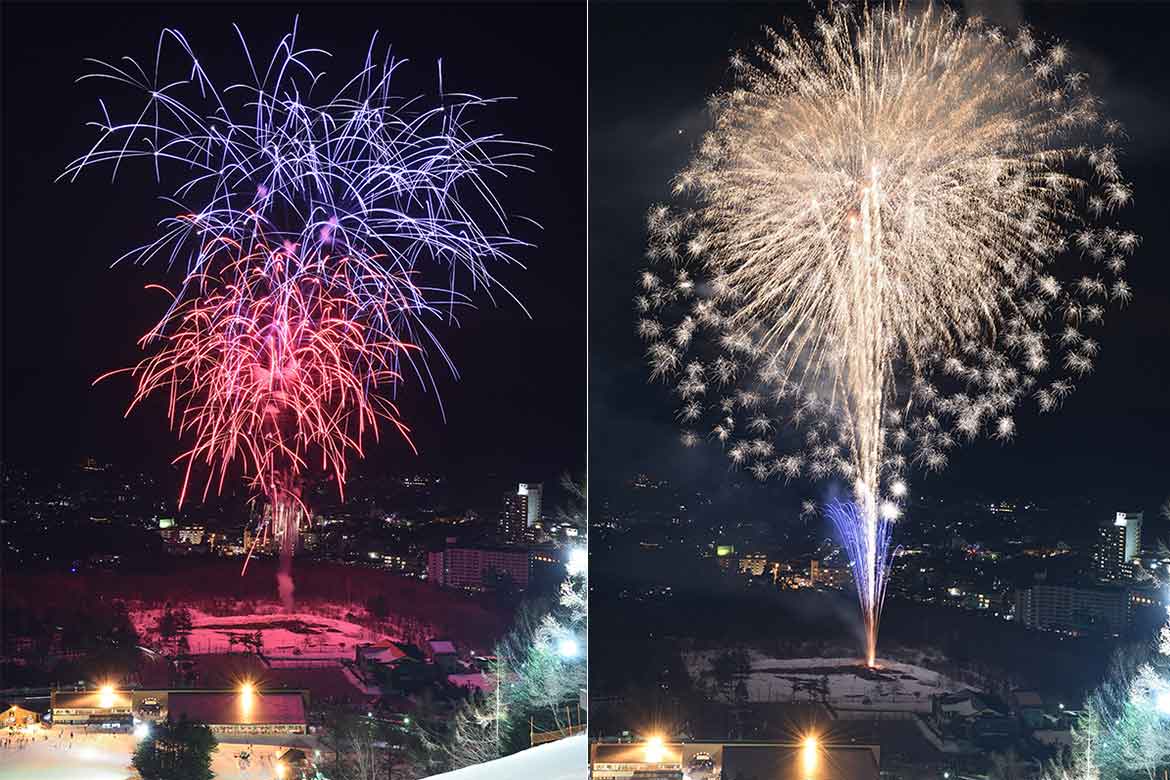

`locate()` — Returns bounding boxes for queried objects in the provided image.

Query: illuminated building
[50,688,134,726]
[1014,584,1129,636]
[177,525,206,545]
[1094,512,1143,581]
[1,704,42,728]
[520,483,543,528]
[715,544,735,570]
[589,740,879,779]
[499,482,542,543]
[427,543,531,590]
[738,552,769,576]
[168,690,307,736]
[51,688,308,735]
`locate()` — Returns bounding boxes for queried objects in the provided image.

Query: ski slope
[424,735,587,780]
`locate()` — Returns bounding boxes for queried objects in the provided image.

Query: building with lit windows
[589,740,879,780]
[167,690,307,736]
[50,688,308,735]
[1094,512,1143,581]
[738,552,769,576]
[427,543,531,590]
[499,482,544,543]
[1014,584,1129,636]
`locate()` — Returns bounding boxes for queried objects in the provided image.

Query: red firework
[101,234,419,571]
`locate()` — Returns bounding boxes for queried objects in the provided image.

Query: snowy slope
[423,735,587,780]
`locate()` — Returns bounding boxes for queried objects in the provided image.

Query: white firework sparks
[639,1,1136,665]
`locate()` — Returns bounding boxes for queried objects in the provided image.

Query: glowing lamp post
[801,735,819,779]
[643,735,666,765]
[239,682,255,717]
[567,547,587,576]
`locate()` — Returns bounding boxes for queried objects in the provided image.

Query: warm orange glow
[643,735,666,764]
[239,682,255,715]
[275,762,286,778]
[98,686,116,709]
[801,735,819,777]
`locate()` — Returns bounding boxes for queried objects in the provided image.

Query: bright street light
[567,547,587,576]
[643,735,666,764]
[801,735,819,777]
[558,638,580,659]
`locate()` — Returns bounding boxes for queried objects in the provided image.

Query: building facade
[427,545,531,590]
[1094,512,1143,581]
[1014,584,1129,636]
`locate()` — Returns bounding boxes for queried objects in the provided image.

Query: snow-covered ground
[423,735,587,780]
[131,606,399,658]
[687,651,974,712]
[0,729,307,780]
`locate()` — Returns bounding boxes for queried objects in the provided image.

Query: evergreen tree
[1043,607,1170,780]
[132,720,216,780]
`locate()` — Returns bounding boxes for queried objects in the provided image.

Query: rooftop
[168,691,306,726]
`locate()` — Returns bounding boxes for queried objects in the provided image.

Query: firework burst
[639,2,1136,664]
[70,21,538,583]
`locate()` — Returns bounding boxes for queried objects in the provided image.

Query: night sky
[590,2,1170,519]
[2,3,585,486]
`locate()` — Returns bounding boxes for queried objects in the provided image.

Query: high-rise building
[519,482,543,528]
[499,482,543,542]
[1094,512,1143,580]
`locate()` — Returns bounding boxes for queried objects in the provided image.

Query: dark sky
[590,2,1170,518]
[2,3,585,487]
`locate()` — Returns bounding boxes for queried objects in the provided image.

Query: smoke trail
[277,553,296,612]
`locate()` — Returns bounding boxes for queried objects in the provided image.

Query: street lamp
[643,735,666,764]
[239,682,255,716]
[567,547,587,576]
[801,735,819,778]
[98,685,116,709]
[558,638,580,659]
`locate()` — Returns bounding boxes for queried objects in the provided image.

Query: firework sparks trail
[71,22,538,588]
[99,236,420,584]
[639,2,1136,665]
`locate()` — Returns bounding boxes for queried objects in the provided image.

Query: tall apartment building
[498,482,543,542]
[1094,512,1143,581]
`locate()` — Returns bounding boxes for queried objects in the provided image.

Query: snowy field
[423,734,586,780]
[687,651,974,712]
[132,606,399,658]
[0,730,308,780]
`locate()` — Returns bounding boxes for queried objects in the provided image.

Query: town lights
[643,735,666,764]
[567,547,587,576]
[801,735,819,778]
[133,722,150,740]
[98,685,115,709]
